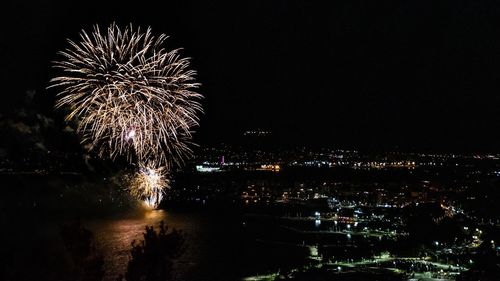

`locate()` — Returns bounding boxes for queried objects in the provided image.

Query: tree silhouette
[121,221,185,281]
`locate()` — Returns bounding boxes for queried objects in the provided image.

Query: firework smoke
[49,23,202,208]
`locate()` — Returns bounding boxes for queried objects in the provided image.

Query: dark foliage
[120,221,185,281]
[59,220,104,281]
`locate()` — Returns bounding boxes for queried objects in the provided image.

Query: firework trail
[49,23,202,208]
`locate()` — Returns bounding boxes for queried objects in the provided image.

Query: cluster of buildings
[192,145,500,174]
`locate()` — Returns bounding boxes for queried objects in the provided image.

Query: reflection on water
[84,209,239,281]
[2,206,243,281]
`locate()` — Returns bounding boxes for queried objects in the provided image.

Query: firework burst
[49,23,202,168]
[129,163,168,209]
[49,23,203,208]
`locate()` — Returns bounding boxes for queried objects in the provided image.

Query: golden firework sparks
[49,23,203,207]
[129,163,168,209]
[49,23,203,168]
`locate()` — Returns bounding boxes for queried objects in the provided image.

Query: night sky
[4,1,500,152]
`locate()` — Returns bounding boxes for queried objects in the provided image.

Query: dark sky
[3,1,500,152]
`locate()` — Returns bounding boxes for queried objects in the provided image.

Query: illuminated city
[2,1,500,281]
